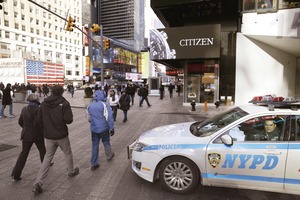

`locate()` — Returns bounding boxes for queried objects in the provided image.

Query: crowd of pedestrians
[0,80,182,195]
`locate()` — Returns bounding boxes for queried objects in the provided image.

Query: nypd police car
[128,96,300,195]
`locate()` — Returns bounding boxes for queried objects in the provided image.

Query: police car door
[205,115,287,191]
[284,115,300,193]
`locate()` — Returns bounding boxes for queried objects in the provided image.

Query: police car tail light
[250,96,263,102]
[272,97,284,102]
[132,142,148,152]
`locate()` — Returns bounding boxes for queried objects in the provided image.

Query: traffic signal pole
[28,0,102,49]
[100,27,104,87]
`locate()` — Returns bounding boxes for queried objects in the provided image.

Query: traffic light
[104,39,110,50]
[0,0,3,10]
[90,24,100,33]
[65,16,75,31]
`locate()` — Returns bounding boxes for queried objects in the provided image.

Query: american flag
[26,60,64,86]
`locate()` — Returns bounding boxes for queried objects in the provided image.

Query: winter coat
[39,95,73,140]
[87,90,114,133]
[2,87,12,105]
[119,94,131,111]
[18,102,44,142]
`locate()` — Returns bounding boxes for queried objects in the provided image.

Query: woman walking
[118,90,131,123]
[108,90,119,121]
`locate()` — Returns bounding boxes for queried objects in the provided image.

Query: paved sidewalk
[0,90,226,200]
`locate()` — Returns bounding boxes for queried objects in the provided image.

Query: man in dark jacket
[11,94,46,181]
[32,85,79,194]
[139,85,151,107]
[0,83,14,118]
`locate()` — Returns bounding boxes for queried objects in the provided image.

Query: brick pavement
[0,90,225,200]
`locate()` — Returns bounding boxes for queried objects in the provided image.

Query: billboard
[150,24,220,60]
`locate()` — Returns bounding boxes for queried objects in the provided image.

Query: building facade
[150,0,300,105]
[0,0,83,86]
[99,0,145,51]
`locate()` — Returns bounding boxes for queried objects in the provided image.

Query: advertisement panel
[150,24,220,60]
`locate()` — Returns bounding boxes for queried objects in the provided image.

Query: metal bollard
[191,100,196,111]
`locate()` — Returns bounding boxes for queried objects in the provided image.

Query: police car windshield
[191,107,249,137]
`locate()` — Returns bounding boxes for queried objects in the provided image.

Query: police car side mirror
[221,134,233,146]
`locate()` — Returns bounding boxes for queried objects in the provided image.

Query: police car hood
[138,122,199,144]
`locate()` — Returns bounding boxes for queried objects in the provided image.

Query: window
[30,28,34,33]
[36,30,40,35]
[75,71,80,76]
[228,115,286,142]
[21,3,24,9]
[288,116,300,141]
[0,43,10,50]
[66,70,72,75]
[22,25,25,31]
[21,14,25,20]
[4,20,9,26]
[66,54,71,59]
[278,0,300,9]
[15,23,19,29]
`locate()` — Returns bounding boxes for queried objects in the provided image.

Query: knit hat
[27,93,39,102]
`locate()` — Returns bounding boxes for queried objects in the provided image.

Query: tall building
[99,0,145,51]
[0,0,83,86]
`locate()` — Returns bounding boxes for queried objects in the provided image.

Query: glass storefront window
[186,60,219,103]
[243,0,280,11]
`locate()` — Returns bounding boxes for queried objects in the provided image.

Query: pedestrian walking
[139,85,151,107]
[168,83,175,98]
[86,90,115,171]
[108,89,119,121]
[126,83,136,105]
[11,94,46,181]
[69,84,75,98]
[159,84,165,100]
[119,90,131,122]
[32,85,79,194]
[177,84,181,96]
[0,83,14,118]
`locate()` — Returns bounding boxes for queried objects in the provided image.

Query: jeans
[111,105,118,121]
[35,137,75,186]
[140,96,150,106]
[130,94,135,105]
[0,104,13,116]
[91,131,113,167]
[123,110,128,121]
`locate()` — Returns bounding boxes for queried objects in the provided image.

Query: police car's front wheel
[159,157,199,194]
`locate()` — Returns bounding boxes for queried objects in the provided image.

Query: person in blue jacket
[87,90,115,171]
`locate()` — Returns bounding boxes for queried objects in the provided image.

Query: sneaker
[90,164,100,171]
[32,183,43,194]
[107,153,115,161]
[68,167,79,178]
[8,114,15,118]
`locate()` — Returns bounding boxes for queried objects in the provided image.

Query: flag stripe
[26,60,64,85]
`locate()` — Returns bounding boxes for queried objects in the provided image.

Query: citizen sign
[179,38,214,46]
